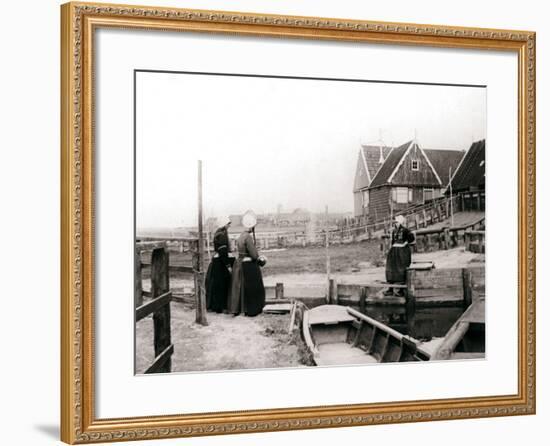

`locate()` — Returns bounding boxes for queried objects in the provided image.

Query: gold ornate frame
[60,2,536,444]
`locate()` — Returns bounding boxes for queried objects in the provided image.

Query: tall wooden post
[196,160,207,326]
[151,247,171,373]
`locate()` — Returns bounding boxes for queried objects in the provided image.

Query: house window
[392,187,410,204]
[411,159,419,171]
[362,190,369,209]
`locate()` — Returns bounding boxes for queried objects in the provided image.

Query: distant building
[353,140,464,221]
[446,139,485,211]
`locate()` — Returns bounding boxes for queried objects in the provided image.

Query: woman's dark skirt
[385,246,412,283]
[205,257,232,313]
[228,260,265,317]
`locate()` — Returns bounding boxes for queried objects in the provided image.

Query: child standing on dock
[384,215,415,297]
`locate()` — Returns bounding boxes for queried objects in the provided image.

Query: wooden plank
[136,291,172,321]
[144,344,174,374]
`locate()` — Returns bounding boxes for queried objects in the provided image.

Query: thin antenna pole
[325,205,331,302]
[196,160,207,325]
[449,166,454,227]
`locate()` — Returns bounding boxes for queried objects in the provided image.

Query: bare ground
[136,303,311,374]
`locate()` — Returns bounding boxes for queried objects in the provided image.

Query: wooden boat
[432,298,485,360]
[302,305,430,366]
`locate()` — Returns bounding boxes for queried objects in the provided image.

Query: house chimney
[379,144,385,164]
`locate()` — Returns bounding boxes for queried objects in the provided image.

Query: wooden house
[353,144,393,216]
[446,139,485,211]
[353,140,464,221]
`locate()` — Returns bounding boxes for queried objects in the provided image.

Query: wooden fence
[381,216,485,254]
[135,242,174,374]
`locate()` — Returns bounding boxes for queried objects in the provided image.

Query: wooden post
[288,301,298,335]
[275,282,284,299]
[464,231,471,252]
[328,279,337,304]
[406,269,416,305]
[196,160,207,326]
[151,247,171,373]
[422,209,427,228]
[359,287,367,314]
[135,246,143,308]
[462,268,473,307]
[443,227,450,250]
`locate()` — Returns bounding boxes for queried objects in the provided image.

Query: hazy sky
[136,71,486,229]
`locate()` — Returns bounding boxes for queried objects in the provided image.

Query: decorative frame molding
[60,2,536,443]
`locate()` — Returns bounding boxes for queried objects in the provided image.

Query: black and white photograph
[134,70,486,374]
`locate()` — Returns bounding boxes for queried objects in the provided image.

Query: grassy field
[152,238,386,278]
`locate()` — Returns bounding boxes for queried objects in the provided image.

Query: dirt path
[136,303,309,374]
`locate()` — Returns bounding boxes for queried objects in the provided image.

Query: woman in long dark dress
[228,211,266,317]
[384,215,415,296]
[205,217,234,313]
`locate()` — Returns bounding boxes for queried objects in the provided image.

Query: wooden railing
[135,242,174,374]
[381,216,485,254]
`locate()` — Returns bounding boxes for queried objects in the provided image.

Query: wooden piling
[462,268,473,307]
[359,287,367,314]
[328,279,338,304]
[444,227,450,250]
[406,269,416,305]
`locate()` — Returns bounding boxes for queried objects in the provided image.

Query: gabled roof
[353,144,393,192]
[424,149,465,186]
[448,140,485,192]
[369,141,412,187]
[362,144,393,180]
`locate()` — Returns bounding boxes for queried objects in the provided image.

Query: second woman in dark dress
[228,211,266,317]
